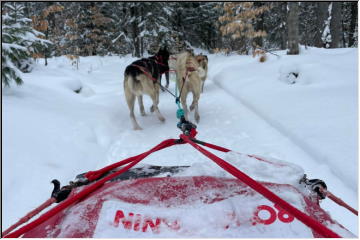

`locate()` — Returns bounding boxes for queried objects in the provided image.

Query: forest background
[1,2,358,86]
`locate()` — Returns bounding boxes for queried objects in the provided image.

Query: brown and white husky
[123,47,170,130]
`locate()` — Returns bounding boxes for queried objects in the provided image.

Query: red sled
[22,175,355,238]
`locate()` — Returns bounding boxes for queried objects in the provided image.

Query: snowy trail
[79,58,317,168]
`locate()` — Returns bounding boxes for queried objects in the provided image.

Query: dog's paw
[159,117,165,122]
[141,112,146,116]
[195,114,200,123]
[134,126,143,130]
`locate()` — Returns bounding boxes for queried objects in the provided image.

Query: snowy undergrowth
[2,47,358,235]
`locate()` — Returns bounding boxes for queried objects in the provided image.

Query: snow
[2,47,358,237]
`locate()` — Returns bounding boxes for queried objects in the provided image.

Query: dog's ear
[160,45,168,52]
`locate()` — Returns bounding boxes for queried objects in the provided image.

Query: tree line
[2,2,358,86]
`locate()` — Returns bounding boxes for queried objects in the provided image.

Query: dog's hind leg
[137,95,146,116]
[150,84,161,113]
[190,94,200,123]
[124,80,142,130]
[149,91,165,122]
[180,93,189,121]
[165,72,169,88]
[194,102,200,123]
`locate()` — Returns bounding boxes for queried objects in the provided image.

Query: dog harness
[130,64,159,82]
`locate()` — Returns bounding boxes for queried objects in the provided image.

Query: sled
[21,173,354,238]
[3,117,357,238]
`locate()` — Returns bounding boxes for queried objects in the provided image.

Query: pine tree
[88,3,113,56]
[321,3,332,48]
[111,2,177,57]
[338,2,358,48]
[61,2,112,57]
[263,2,287,50]
[299,2,318,48]
[2,2,51,87]
[178,2,221,51]
[313,2,329,48]
[30,3,64,64]
[110,2,134,55]
[136,2,173,55]
[347,2,358,47]
[253,2,266,48]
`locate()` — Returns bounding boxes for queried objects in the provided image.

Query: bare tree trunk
[342,19,346,47]
[140,6,144,56]
[287,2,299,55]
[131,6,140,57]
[330,2,342,48]
[277,2,288,50]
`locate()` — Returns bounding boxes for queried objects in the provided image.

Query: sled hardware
[51,178,90,203]
[177,115,197,137]
[299,174,327,200]
[299,174,358,216]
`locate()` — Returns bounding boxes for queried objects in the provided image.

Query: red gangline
[4,135,345,238]
[326,190,358,216]
[3,139,177,238]
[199,138,357,213]
[2,198,56,236]
[180,134,341,238]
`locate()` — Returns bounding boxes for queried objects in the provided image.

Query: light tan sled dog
[175,51,206,123]
[195,54,208,92]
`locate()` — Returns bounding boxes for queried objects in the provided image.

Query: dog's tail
[124,73,136,92]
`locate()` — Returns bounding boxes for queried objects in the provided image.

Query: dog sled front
[20,175,354,238]
[3,117,356,238]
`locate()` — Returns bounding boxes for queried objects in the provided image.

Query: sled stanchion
[3,138,178,238]
[180,134,341,238]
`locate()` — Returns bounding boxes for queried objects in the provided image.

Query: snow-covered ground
[2,47,358,236]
